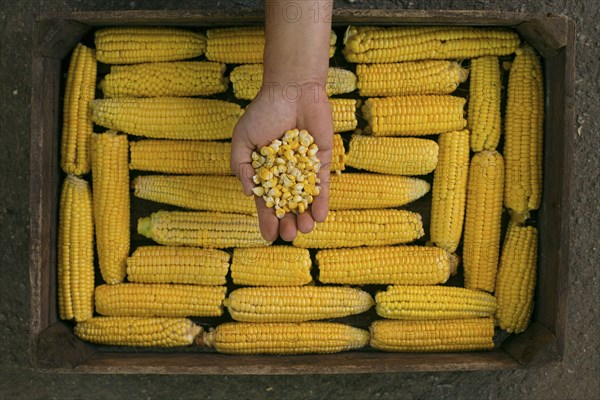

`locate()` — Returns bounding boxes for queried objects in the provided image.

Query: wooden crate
[29,9,575,374]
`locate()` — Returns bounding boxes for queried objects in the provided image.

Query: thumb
[231,126,256,196]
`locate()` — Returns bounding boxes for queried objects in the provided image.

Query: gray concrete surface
[1,0,598,399]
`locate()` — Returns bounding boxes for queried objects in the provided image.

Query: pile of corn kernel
[251,129,321,219]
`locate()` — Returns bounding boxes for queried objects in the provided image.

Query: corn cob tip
[458,66,470,83]
[137,216,152,238]
[195,327,214,348]
[509,209,529,225]
[449,253,460,275]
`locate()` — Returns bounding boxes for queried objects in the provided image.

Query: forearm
[263,0,333,87]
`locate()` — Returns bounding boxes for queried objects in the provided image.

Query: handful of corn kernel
[251,129,321,219]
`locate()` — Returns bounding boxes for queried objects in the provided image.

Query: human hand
[231,83,333,242]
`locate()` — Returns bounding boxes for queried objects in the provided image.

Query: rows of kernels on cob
[56,25,542,355]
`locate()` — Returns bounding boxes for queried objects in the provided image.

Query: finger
[279,212,298,242]
[254,196,279,242]
[231,123,256,196]
[296,210,315,234]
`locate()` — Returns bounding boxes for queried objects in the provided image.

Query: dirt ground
[1,1,598,399]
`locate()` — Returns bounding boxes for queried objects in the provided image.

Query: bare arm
[231,0,334,242]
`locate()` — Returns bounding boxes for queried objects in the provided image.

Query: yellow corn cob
[60,43,96,176]
[316,245,458,285]
[375,285,496,320]
[137,211,272,248]
[126,246,230,285]
[429,130,470,253]
[206,27,336,63]
[343,26,520,63]
[468,56,502,152]
[129,135,346,175]
[95,283,226,317]
[91,132,129,284]
[370,318,495,352]
[231,246,312,286]
[331,98,358,133]
[99,61,228,98]
[356,60,468,97]
[75,317,201,347]
[225,286,374,323]
[346,135,438,175]
[95,27,206,64]
[90,98,244,140]
[362,95,466,136]
[504,45,544,223]
[132,173,428,213]
[230,64,357,100]
[132,175,255,214]
[495,224,538,333]
[58,175,94,322]
[329,173,430,209]
[463,151,505,293]
[201,322,369,355]
[293,209,424,249]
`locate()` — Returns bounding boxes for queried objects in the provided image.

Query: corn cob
[95,27,206,64]
[230,64,357,100]
[293,209,424,249]
[91,132,129,284]
[231,246,312,286]
[331,98,358,133]
[468,56,502,152]
[343,26,520,63]
[95,283,226,317]
[201,322,369,355]
[90,98,244,140]
[375,285,496,320]
[75,317,201,347]
[429,130,470,253]
[60,43,96,176]
[316,245,458,285]
[370,318,495,352]
[205,27,336,63]
[504,45,544,223]
[137,211,272,248]
[463,151,505,293]
[58,175,94,322]
[346,135,438,175]
[100,61,228,98]
[356,60,468,97]
[495,224,538,333]
[128,134,345,175]
[133,175,255,214]
[362,95,466,136]
[126,246,230,285]
[225,286,374,322]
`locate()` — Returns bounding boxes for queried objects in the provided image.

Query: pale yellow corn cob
[95,283,226,317]
[316,245,458,285]
[356,60,468,96]
[370,318,495,352]
[375,285,496,320]
[100,61,228,98]
[343,26,520,63]
[137,211,272,248]
[362,95,467,136]
[75,317,201,347]
[95,27,206,64]
[201,322,369,354]
[58,175,94,322]
[346,135,439,175]
[463,151,505,293]
[126,246,230,285]
[231,246,312,286]
[293,209,424,249]
[91,97,244,140]
[429,130,470,253]
[225,286,374,322]
[61,43,96,176]
[91,132,129,284]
